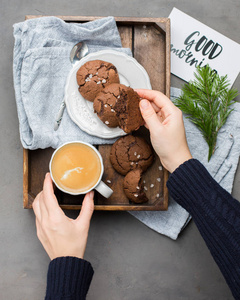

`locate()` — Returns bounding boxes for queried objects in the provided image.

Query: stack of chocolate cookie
[110,135,154,203]
[76,60,144,133]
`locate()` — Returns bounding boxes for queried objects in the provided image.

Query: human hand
[137,89,192,173]
[32,173,94,260]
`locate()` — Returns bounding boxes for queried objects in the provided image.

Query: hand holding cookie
[137,89,192,173]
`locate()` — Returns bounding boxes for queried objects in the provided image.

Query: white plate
[65,50,152,139]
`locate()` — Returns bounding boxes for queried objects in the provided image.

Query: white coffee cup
[49,141,113,198]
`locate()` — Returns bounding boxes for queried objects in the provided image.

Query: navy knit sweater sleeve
[167,159,240,300]
[45,256,94,300]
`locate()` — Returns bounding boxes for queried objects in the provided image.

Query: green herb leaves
[175,65,238,161]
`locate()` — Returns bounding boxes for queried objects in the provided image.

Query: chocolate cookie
[123,168,148,203]
[110,135,154,175]
[93,83,144,133]
[76,60,120,102]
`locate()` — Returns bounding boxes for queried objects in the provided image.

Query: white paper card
[169,8,240,86]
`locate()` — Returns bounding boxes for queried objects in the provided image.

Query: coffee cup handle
[95,181,113,198]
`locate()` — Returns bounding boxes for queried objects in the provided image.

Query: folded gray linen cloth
[13,16,131,149]
[129,87,240,240]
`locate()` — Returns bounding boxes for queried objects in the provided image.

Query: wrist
[163,151,192,173]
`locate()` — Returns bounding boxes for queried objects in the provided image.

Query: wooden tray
[23,16,171,210]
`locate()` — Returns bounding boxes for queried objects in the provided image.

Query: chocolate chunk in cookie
[110,135,154,175]
[123,168,148,203]
[76,60,120,102]
[93,83,144,133]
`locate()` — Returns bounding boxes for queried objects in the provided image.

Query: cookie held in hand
[93,83,144,133]
[123,168,148,203]
[110,135,154,176]
[76,60,120,102]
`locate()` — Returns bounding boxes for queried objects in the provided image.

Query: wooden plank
[25,15,169,25]
[134,24,166,93]
[60,204,166,211]
[29,148,53,196]
[23,148,29,208]
[165,18,171,98]
[117,25,133,49]
[154,19,171,98]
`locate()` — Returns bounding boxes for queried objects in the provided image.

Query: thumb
[140,99,162,131]
[76,191,95,226]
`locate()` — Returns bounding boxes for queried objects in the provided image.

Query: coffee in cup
[49,141,113,198]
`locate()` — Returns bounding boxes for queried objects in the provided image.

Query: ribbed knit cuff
[45,256,94,300]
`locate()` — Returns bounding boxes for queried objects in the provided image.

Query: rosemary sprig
[174,65,238,161]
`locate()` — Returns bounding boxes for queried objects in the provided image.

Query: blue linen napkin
[13,16,131,149]
[130,87,240,240]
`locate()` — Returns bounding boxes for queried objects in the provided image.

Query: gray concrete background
[1,0,239,299]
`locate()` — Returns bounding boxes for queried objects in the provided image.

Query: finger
[42,173,62,215]
[151,102,160,113]
[136,89,175,112]
[142,102,162,129]
[144,123,149,130]
[140,99,163,132]
[76,191,95,227]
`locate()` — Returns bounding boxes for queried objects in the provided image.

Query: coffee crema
[51,143,102,193]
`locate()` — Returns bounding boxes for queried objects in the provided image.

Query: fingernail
[89,191,94,198]
[140,99,149,110]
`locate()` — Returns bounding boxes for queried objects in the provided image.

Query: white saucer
[65,50,152,139]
